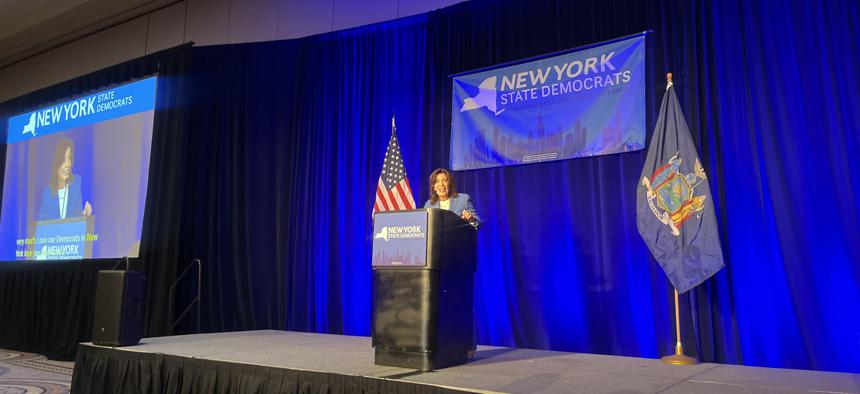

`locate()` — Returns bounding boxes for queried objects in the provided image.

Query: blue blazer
[424,193,481,227]
[38,174,83,221]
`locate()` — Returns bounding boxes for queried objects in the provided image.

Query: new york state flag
[636,77,725,294]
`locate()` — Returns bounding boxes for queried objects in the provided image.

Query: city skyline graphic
[372,248,425,266]
[461,111,644,170]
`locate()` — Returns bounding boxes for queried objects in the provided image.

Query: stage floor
[78,330,859,393]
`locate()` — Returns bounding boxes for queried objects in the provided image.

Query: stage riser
[71,344,478,394]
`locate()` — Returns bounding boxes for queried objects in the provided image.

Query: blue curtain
[172,0,859,373]
[691,0,860,371]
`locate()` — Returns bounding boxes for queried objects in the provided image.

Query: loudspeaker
[92,270,146,346]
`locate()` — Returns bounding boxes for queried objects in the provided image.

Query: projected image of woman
[424,168,480,228]
[38,137,93,220]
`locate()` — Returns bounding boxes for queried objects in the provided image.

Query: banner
[6,77,157,144]
[450,34,646,170]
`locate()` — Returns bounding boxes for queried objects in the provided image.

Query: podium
[33,215,95,260]
[372,208,477,371]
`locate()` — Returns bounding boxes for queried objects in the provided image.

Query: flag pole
[659,72,698,366]
[661,287,698,365]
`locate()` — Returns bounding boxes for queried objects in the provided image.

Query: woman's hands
[461,210,474,221]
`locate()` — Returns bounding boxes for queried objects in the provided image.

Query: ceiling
[0,0,178,69]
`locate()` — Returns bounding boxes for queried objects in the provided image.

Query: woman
[424,168,480,357]
[424,168,480,228]
[38,138,92,220]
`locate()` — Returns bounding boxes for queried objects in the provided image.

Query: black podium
[371,208,477,371]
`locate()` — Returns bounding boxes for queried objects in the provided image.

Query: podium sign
[33,215,95,260]
[372,210,427,267]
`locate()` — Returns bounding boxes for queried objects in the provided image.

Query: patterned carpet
[0,349,73,394]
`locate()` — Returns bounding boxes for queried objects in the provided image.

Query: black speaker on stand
[91,268,146,346]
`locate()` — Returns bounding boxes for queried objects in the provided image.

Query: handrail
[168,258,201,333]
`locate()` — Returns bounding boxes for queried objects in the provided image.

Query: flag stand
[661,288,698,365]
[641,71,715,366]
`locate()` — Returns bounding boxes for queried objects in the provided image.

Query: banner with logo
[6,77,157,144]
[372,210,427,267]
[450,34,646,170]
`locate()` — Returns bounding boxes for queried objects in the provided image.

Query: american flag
[373,118,416,213]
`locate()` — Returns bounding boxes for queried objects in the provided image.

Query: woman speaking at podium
[423,168,480,228]
[424,168,480,358]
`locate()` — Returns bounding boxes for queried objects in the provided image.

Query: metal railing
[169,258,201,333]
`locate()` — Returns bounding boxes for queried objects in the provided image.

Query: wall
[0,0,464,103]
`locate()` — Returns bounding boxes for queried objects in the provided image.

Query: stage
[70,330,860,393]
